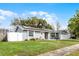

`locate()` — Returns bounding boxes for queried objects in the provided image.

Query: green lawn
[0,40,79,56]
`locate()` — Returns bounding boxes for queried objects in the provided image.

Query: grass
[0,40,79,56]
[66,50,79,56]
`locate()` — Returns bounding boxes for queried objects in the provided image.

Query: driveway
[38,44,79,56]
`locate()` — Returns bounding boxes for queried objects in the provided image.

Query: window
[23,30,27,32]
[50,33,55,39]
[35,31,40,33]
[29,31,33,36]
[61,30,68,35]
[41,33,42,34]
[51,33,55,37]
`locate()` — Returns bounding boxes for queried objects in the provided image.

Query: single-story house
[58,30,71,40]
[7,25,71,41]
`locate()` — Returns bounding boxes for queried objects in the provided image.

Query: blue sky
[0,3,79,29]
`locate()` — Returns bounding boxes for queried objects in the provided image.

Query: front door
[55,33,59,39]
[45,32,48,39]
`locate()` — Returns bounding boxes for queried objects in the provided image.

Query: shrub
[30,38,36,41]
[25,39,28,41]
[28,38,44,41]
[35,38,39,40]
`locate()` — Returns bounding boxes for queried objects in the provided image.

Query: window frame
[29,31,34,36]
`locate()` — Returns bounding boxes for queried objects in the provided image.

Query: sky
[0,3,79,30]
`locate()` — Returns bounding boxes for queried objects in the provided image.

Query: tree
[11,17,53,29]
[68,10,79,38]
[11,17,22,25]
[56,21,60,32]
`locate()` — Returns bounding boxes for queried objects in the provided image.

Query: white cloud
[0,9,18,23]
[0,9,18,22]
[0,9,18,28]
[0,16,5,20]
[0,9,18,17]
[30,11,37,16]
[30,11,48,16]
[38,11,48,16]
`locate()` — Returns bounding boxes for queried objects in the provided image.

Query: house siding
[7,32,24,41]
[28,31,45,40]
[34,31,45,39]
[59,34,70,40]
[7,26,71,41]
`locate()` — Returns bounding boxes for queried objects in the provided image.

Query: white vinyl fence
[7,32,26,41]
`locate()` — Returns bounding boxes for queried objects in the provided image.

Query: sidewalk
[38,44,79,56]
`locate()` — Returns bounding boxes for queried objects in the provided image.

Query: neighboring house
[59,30,71,40]
[0,29,8,41]
[7,25,71,41]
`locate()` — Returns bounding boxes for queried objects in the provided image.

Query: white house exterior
[7,25,54,41]
[7,25,71,41]
[59,30,71,40]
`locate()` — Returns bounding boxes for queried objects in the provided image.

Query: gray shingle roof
[16,25,54,32]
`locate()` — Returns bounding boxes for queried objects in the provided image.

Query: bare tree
[56,21,60,32]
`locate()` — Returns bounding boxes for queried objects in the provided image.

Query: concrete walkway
[38,44,79,56]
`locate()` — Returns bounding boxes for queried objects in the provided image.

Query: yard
[0,40,79,56]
